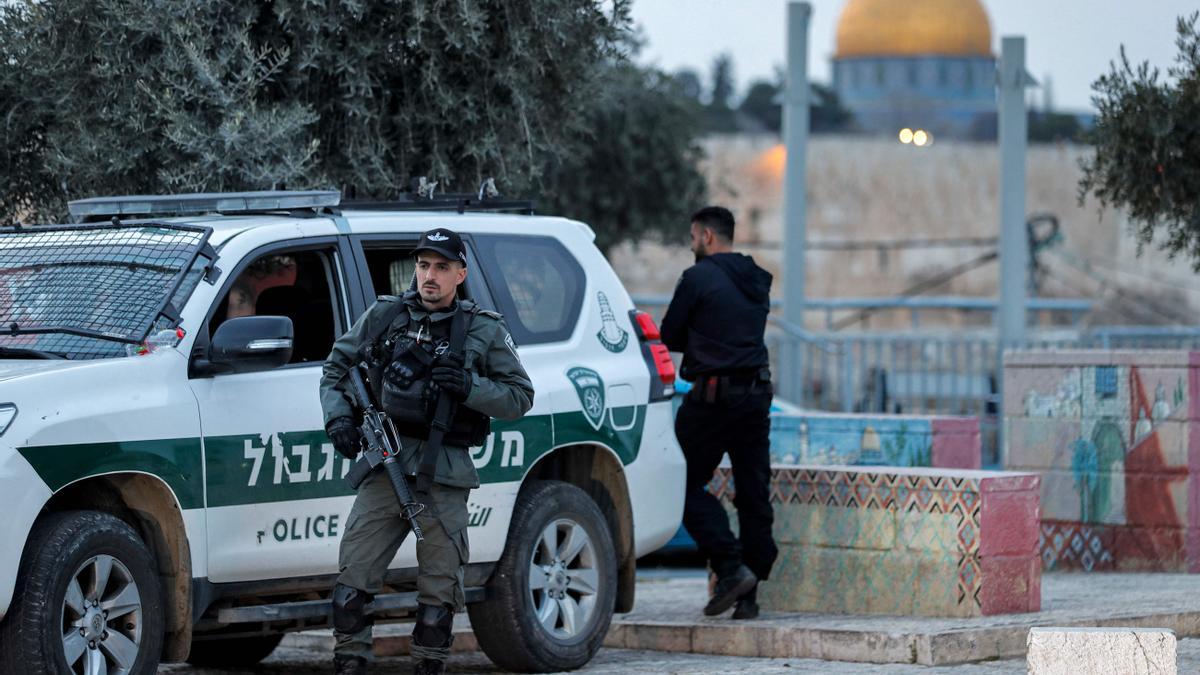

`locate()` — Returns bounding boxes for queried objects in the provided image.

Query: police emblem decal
[595,292,628,353]
[566,366,606,431]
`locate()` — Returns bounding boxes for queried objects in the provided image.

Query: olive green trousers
[333,469,469,661]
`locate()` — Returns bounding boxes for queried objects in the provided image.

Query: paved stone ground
[161,571,1200,673]
[161,639,1200,673]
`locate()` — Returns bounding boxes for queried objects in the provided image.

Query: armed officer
[320,228,534,675]
[660,206,777,620]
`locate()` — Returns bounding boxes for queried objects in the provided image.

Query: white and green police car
[0,190,684,674]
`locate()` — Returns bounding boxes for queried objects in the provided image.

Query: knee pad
[332,583,373,634]
[412,603,454,649]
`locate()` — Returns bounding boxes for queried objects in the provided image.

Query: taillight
[649,343,676,388]
[629,309,674,401]
[632,312,660,341]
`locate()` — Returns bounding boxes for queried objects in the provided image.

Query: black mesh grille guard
[0,222,214,359]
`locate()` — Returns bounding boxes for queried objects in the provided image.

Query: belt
[689,370,772,404]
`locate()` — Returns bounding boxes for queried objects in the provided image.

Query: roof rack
[68,190,341,223]
[340,193,535,215]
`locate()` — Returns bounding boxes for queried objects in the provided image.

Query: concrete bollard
[1026,627,1176,675]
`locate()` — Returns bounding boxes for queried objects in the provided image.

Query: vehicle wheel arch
[40,472,193,662]
[521,442,635,613]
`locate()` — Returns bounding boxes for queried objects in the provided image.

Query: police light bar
[68,190,341,221]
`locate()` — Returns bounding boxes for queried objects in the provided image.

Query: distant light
[898,128,914,144]
[752,144,787,182]
[913,130,929,147]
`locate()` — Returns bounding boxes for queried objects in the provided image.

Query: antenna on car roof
[339,177,534,215]
[478,177,500,201]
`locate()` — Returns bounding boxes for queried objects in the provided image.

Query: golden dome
[836,0,992,59]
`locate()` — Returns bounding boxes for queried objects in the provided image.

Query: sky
[629,0,1198,113]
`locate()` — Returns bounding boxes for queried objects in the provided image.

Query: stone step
[1026,627,1176,675]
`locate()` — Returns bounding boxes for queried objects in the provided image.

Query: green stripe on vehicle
[18,438,204,509]
[19,405,646,510]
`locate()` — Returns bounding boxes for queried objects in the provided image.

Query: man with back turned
[660,206,777,619]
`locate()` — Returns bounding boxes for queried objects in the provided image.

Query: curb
[605,611,1200,665]
[284,610,1200,665]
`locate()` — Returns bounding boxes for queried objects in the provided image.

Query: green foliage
[810,83,853,135]
[705,53,738,133]
[0,0,702,249]
[737,76,852,135]
[544,61,707,254]
[1080,12,1200,268]
[739,80,781,132]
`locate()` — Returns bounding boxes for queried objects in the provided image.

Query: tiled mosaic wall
[769,413,981,470]
[1004,351,1200,572]
[713,465,1041,617]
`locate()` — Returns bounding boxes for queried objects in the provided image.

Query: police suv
[0,190,685,674]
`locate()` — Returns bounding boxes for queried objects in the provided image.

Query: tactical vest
[359,295,491,448]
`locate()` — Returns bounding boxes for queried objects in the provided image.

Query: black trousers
[675,390,778,581]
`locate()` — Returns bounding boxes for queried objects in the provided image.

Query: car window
[473,234,583,345]
[362,247,417,296]
[208,248,341,364]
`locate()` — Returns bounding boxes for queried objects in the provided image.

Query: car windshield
[0,223,213,359]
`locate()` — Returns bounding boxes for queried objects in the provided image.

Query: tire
[0,510,164,675]
[186,634,284,666]
[469,480,617,672]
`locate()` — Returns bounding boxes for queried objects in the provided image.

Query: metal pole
[783,2,811,328]
[781,2,811,405]
[998,36,1028,346]
[996,36,1029,469]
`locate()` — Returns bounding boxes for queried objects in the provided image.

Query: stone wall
[713,465,1041,617]
[1004,350,1200,572]
[770,412,980,469]
[611,135,1200,328]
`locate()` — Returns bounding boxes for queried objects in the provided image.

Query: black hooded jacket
[660,252,773,381]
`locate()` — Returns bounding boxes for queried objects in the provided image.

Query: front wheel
[469,480,617,672]
[0,510,164,675]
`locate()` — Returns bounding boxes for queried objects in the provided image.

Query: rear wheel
[469,480,617,672]
[186,634,284,666]
[0,510,164,675]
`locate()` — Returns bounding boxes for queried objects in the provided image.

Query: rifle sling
[415,305,473,496]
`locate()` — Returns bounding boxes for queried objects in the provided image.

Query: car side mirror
[197,316,294,375]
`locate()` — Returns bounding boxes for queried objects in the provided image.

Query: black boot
[411,603,454,675]
[334,654,368,675]
[732,583,759,620]
[413,658,445,675]
[703,564,757,616]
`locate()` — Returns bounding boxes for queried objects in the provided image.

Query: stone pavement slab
[160,639,1200,674]
[1026,627,1176,675]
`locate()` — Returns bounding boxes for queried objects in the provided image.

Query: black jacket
[660,253,772,381]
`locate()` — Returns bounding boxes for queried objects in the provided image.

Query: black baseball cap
[413,228,467,266]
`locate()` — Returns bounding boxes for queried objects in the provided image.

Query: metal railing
[766,322,1200,466]
[632,293,1200,467]
[632,294,1094,331]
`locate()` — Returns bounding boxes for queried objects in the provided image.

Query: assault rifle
[343,366,426,541]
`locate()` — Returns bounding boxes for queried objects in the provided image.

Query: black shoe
[732,591,759,620]
[703,564,757,616]
[732,597,759,620]
[334,654,368,675]
[413,658,445,675]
